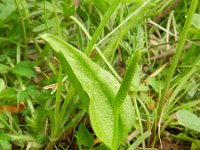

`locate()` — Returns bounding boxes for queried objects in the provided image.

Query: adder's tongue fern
[113,50,141,109]
[112,50,141,149]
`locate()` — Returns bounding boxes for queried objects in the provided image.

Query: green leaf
[93,143,110,150]
[0,78,6,93]
[0,0,16,21]
[0,87,17,104]
[170,133,200,148]
[0,140,11,150]
[11,61,35,78]
[0,114,6,128]
[25,85,41,100]
[176,110,200,132]
[147,77,164,93]
[171,133,195,142]
[41,34,135,148]
[17,90,29,101]
[32,18,59,32]
[128,131,151,150]
[62,1,76,17]
[0,131,11,149]
[90,0,109,13]
[0,64,11,74]
[36,1,62,13]
[77,123,94,147]
[192,13,200,30]
[0,131,11,141]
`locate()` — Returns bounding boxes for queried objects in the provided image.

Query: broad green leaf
[11,61,35,79]
[77,123,94,147]
[176,110,200,132]
[0,64,11,74]
[41,34,135,148]
[0,0,16,21]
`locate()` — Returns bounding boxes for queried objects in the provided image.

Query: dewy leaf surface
[176,110,200,132]
[41,34,135,148]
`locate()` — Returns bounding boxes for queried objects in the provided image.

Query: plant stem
[52,65,63,139]
[157,0,198,117]
[15,0,27,59]
[133,94,145,149]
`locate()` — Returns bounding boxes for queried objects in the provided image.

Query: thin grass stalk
[96,0,152,47]
[166,56,200,112]
[0,117,17,134]
[53,65,63,138]
[51,0,61,36]
[128,131,151,150]
[157,68,200,137]
[63,109,86,131]
[44,0,50,32]
[157,0,198,121]
[154,0,198,145]
[173,98,200,112]
[133,94,145,149]
[136,94,151,145]
[8,134,34,142]
[18,0,30,23]
[59,86,75,122]
[15,0,27,58]
[85,0,122,56]
[16,44,21,64]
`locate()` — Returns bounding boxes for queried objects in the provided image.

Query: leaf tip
[40,34,50,40]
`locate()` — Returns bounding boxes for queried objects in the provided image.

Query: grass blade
[128,131,151,150]
[85,0,121,56]
[157,0,198,116]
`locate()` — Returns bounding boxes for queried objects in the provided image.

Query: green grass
[0,0,200,149]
